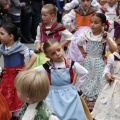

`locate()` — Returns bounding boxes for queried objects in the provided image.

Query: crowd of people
[0,0,120,120]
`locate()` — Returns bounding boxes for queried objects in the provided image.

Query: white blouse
[34,60,88,91]
[104,52,120,75]
[63,0,101,11]
[35,25,74,43]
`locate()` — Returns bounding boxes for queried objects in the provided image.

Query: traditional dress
[114,16,120,38]
[62,6,96,63]
[76,30,113,110]
[19,101,59,120]
[0,40,34,112]
[0,92,10,120]
[92,52,120,120]
[32,22,74,68]
[35,58,88,120]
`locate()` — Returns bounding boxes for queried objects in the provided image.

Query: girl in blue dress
[35,38,88,120]
[0,22,37,119]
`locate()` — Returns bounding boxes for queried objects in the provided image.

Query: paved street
[0,43,35,67]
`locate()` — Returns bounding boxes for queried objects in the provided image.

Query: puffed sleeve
[76,32,87,46]
[59,29,74,41]
[20,48,34,57]
[72,62,88,91]
[103,53,114,76]
[62,9,76,28]
[63,0,79,11]
[91,0,101,10]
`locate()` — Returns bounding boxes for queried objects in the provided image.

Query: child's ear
[45,54,50,59]
[51,14,55,19]
[27,96,30,101]
[9,34,13,40]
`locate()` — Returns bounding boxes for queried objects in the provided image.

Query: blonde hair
[42,4,57,16]
[14,70,50,102]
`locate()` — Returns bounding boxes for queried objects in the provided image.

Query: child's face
[41,8,54,24]
[107,0,117,7]
[116,38,120,53]
[0,27,12,45]
[80,0,92,10]
[17,91,28,103]
[90,16,104,35]
[45,42,64,62]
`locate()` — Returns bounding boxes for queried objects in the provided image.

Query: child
[114,1,120,38]
[0,22,37,119]
[76,13,116,110]
[14,70,59,120]
[62,0,96,63]
[63,0,101,11]
[34,38,88,120]
[0,92,10,120]
[32,3,74,68]
[91,33,120,120]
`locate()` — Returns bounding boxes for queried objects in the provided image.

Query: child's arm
[102,30,116,53]
[22,52,37,70]
[72,62,88,91]
[106,37,116,53]
[76,32,87,55]
[78,46,86,58]
[20,49,37,71]
[63,0,101,11]
[104,53,115,82]
[60,29,74,47]
[35,25,42,52]
[63,0,79,11]
[62,9,76,29]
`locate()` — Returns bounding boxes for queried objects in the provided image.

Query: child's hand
[70,24,78,32]
[102,30,108,39]
[105,73,115,83]
[35,44,42,52]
